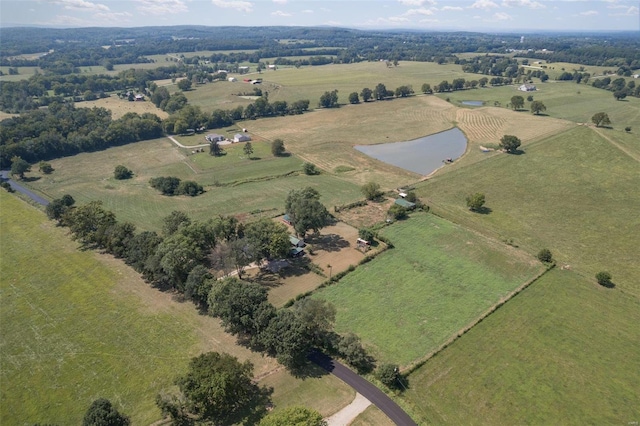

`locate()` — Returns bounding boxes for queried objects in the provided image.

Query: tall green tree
[271,138,286,156]
[208,277,270,335]
[318,90,339,108]
[499,135,522,153]
[466,192,486,212]
[66,201,117,248]
[360,87,373,102]
[243,141,254,159]
[361,181,382,200]
[348,92,360,104]
[591,112,611,127]
[510,95,525,110]
[373,83,388,100]
[244,218,290,262]
[157,352,269,425]
[530,100,546,115]
[10,156,30,179]
[285,187,331,237]
[83,398,130,426]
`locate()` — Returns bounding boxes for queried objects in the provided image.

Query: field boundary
[402,263,553,375]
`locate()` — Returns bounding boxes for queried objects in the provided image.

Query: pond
[355,127,467,176]
[462,100,484,106]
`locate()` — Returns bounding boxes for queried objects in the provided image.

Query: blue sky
[1,0,638,31]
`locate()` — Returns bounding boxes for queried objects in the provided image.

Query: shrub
[114,165,133,180]
[271,138,286,156]
[376,363,402,389]
[149,176,181,195]
[387,204,407,220]
[466,192,485,212]
[596,271,613,287]
[302,162,319,175]
[625,126,631,132]
[39,161,54,174]
[176,180,204,196]
[537,248,553,263]
[361,181,382,201]
[1,181,14,193]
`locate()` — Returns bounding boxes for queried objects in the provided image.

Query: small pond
[462,100,484,106]
[355,127,467,176]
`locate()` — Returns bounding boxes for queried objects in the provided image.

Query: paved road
[309,351,418,426]
[0,170,49,206]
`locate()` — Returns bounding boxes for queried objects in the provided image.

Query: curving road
[0,170,49,206]
[309,351,418,426]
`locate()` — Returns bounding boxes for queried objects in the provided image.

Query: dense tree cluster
[0,103,162,168]
[285,187,332,238]
[149,176,204,196]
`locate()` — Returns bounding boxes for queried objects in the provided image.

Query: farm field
[313,213,543,366]
[23,137,363,232]
[401,268,640,425]
[440,81,640,131]
[417,125,640,296]
[0,191,354,424]
[79,95,169,120]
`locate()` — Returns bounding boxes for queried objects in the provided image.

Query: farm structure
[206,133,225,143]
[289,235,306,247]
[518,84,537,92]
[395,198,416,209]
[234,133,251,143]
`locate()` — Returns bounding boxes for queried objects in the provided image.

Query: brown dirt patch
[82,96,170,120]
[335,197,396,229]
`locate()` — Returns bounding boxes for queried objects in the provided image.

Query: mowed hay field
[401,269,640,425]
[23,137,363,232]
[418,125,640,296]
[81,96,169,120]
[313,213,543,367]
[0,192,355,424]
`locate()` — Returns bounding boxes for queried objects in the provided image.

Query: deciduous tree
[260,406,326,426]
[361,181,382,200]
[10,156,30,179]
[510,95,525,110]
[348,92,360,104]
[499,135,522,153]
[285,187,331,237]
[271,138,285,156]
[466,192,486,212]
[83,398,130,426]
[591,112,611,127]
[243,141,254,159]
[530,100,546,115]
[360,87,373,102]
[113,165,132,180]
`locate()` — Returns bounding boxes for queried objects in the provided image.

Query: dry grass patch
[335,198,396,229]
[81,96,169,120]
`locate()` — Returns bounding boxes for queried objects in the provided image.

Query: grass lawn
[418,125,640,296]
[401,268,640,425]
[0,191,355,424]
[23,138,362,232]
[313,213,542,366]
[350,405,395,426]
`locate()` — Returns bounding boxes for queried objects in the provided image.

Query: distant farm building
[268,64,277,70]
[134,94,145,101]
[290,247,305,258]
[228,77,237,82]
[518,84,537,92]
[206,134,225,143]
[394,198,416,209]
[289,235,306,247]
[282,214,292,225]
[233,133,251,143]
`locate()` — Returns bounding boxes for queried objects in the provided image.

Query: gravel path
[325,393,372,426]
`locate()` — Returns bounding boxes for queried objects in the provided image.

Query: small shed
[282,214,292,225]
[233,133,251,143]
[289,235,306,247]
[395,198,416,209]
[290,247,305,258]
[206,134,225,143]
[518,84,537,92]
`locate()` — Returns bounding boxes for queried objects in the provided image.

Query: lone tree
[510,95,525,110]
[466,192,486,212]
[361,181,382,200]
[271,138,286,156]
[591,112,611,128]
[348,92,360,104]
[376,363,403,390]
[285,187,331,237]
[500,135,522,153]
[596,271,613,287]
[83,398,130,426]
[176,78,192,91]
[157,351,269,425]
[530,100,546,115]
[10,156,30,179]
[113,165,133,180]
[302,162,319,175]
[209,140,222,156]
[613,91,627,101]
[537,248,553,263]
[243,141,254,159]
[38,161,54,174]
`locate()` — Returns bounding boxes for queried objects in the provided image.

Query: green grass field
[313,213,542,366]
[0,191,354,424]
[401,268,640,425]
[418,125,640,296]
[24,138,362,232]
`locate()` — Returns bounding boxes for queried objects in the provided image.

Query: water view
[355,128,468,176]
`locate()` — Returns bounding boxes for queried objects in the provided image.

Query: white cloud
[494,11,512,20]
[42,14,91,26]
[469,0,499,10]
[398,0,436,6]
[211,0,253,13]
[137,0,188,15]
[301,9,313,13]
[610,5,639,15]
[271,10,292,16]
[50,0,110,12]
[93,11,133,22]
[272,0,287,4]
[405,7,435,16]
[441,5,463,11]
[502,0,545,9]
[320,7,331,12]
[579,10,598,15]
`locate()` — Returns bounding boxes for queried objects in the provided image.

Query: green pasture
[401,268,640,425]
[0,66,41,81]
[24,138,362,232]
[0,192,198,424]
[440,81,640,131]
[418,125,640,296]
[313,213,542,366]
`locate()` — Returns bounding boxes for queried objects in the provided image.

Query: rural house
[289,235,306,247]
[206,134,225,143]
[518,84,537,92]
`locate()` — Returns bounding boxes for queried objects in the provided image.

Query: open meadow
[416,125,640,296]
[400,268,640,425]
[313,213,543,367]
[80,95,169,120]
[0,190,355,424]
